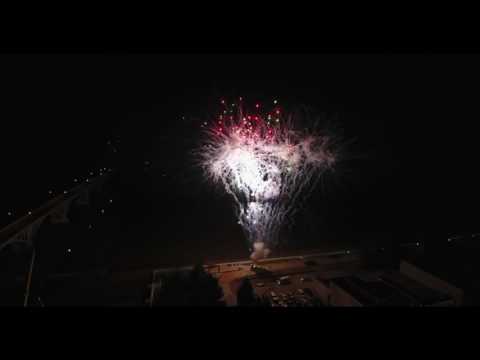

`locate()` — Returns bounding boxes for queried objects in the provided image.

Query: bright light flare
[198,99,338,260]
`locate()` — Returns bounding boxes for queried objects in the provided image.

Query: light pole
[24,246,36,307]
[149,271,162,307]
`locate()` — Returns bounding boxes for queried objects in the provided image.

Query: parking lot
[208,250,364,306]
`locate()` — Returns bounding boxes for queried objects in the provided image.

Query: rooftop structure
[196,250,463,307]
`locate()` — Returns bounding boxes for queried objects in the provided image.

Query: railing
[0,172,111,252]
[0,171,112,306]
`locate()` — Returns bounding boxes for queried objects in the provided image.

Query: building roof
[332,277,377,306]
[351,276,416,306]
[380,271,451,305]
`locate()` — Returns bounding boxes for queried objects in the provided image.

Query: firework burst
[198,99,338,261]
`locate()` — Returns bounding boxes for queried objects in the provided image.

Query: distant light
[255,103,260,108]
[28,211,32,215]
[90,172,94,176]
[7,212,12,216]
[74,179,78,183]
[48,190,53,195]
[100,209,105,214]
[64,191,67,194]
[273,100,278,104]
[346,250,350,254]
[88,224,93,229]
[416,242,420,246]
[448,238,452,242]
[67,248,71,253]
[109,199,113,203]
[86,179,89,183]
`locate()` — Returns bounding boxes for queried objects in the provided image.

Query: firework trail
[198,99,338,261]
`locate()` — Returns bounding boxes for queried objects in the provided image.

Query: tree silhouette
[236,279,257,306]
[155,271,189,306]
[187,264,224,306]
[154,264,225,306]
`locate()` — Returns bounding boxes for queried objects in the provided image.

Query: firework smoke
[198,99,338,261]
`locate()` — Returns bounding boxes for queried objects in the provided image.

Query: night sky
[2,51,480,266]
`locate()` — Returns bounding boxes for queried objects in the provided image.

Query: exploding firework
[198,99,338,261]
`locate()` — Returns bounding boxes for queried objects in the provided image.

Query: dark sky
[2,52,479,247]
[116,53,480,238]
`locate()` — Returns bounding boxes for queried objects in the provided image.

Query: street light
[24,247,36,307]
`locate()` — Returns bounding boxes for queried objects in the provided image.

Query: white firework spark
[198,100,338,261]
